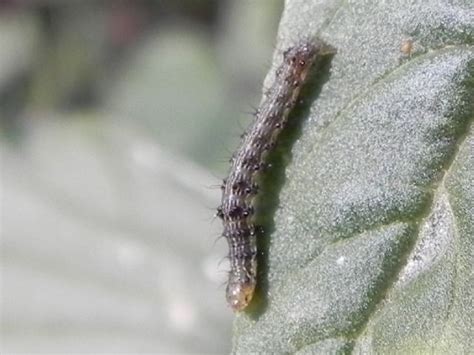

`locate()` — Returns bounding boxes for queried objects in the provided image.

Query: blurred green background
[0,0,282,353]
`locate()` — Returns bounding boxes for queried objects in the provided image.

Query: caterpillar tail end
[226,276,256,312]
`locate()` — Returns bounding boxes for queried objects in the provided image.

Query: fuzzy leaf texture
[232,0,473,353]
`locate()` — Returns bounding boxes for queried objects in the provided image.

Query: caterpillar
[218,40,325,312]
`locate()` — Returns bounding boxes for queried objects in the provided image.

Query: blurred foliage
[0,0,283,170]
[0,1,283,353]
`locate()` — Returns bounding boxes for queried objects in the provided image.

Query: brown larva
[400,38,414,56]
[218,40,326,312]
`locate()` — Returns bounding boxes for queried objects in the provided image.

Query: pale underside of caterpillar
[218,40,325,312]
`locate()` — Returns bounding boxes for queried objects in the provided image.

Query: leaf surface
[233,0,473,353]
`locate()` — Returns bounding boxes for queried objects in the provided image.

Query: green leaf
[233,0,473,353]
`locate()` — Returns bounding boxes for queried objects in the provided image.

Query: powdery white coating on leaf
[398,192,455,285]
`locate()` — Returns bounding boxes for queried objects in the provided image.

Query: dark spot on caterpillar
[231,180,257,195]
[229,205,254,219]
[220,179,227,190]
[242,156,259,169]
[253,136,263,149]
[219,39,326,312]
[245,183,259,195]
[285,99,297,108]
[216,206,224,219]
[264,142,275,150]
[276,94,286,103]
[242,206,254,217]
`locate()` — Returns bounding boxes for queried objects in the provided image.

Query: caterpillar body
[218,41,324,312]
